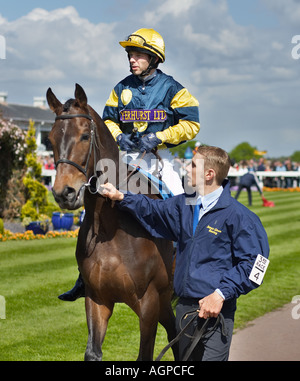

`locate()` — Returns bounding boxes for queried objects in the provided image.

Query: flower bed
[0,228,79,242]
[263,187,300,192]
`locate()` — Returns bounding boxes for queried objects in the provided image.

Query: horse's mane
[63,98,76,112]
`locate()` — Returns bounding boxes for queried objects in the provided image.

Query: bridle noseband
[54,113,97,183]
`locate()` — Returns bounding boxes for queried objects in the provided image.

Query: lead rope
[155,310,228,361]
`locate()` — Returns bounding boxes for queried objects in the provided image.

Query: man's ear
[205,168,216,181]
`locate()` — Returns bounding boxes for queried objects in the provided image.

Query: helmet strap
[128,52,159,77]
[140,56,159,77]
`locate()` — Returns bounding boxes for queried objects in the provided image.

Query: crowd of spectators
[38,155,55,186]
[38,152,300,190]
[230,158,300,188]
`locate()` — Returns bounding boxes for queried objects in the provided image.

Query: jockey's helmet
[119,28,165,63]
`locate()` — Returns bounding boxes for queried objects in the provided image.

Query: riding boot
[58,273,85,301]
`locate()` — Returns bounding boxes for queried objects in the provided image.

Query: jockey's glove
[138,133,162,153]
[116,133,135,151]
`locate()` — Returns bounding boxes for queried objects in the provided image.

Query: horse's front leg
[136,283,160,361]
[158,290,179,360]
[84,294,114,361]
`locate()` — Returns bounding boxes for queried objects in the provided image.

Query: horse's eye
[81,133,90,141]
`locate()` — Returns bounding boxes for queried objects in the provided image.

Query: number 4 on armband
[249,254,270,286]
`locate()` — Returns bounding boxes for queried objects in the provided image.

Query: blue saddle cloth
[128,165,174,200]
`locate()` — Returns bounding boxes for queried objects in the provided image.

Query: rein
[155,310,228,361]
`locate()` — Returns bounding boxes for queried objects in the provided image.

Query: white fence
[43,168,300,189]
[228,170,300,188]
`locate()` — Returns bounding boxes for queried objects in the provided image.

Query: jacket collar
[185,179,231,209]
[133,69,162,86]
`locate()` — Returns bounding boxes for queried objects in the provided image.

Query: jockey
[103,28,200,196]
[58,28,200,301]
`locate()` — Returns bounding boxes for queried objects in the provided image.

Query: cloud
[1,6,125,109]
[263,0,300,26]
[0,0,299,157]
[144,0,198,23]
[145,0,300,156]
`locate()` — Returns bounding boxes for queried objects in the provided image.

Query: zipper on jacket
[181,232,197,298]
[181,214,208,298]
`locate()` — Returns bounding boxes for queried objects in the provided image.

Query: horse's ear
[46,88,63,115]
[75,83,88,107]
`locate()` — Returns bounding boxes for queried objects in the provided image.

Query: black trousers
[175,297,236,361]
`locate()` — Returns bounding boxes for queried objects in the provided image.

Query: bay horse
[46,84,178,361]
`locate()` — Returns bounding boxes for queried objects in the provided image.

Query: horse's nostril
[52,186,77,204]
[62,186,77,201]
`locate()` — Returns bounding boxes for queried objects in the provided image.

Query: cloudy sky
[0,0,299,157]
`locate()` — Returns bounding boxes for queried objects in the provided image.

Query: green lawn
[0,190,299,361]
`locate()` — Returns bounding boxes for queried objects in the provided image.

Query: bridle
[54,113,99,194]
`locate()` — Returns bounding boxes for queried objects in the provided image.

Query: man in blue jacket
[235,170,263,206]
[101,145,270,361]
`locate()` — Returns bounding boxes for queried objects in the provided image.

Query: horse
[46,84,178,361]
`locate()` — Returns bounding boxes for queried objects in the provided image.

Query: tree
[229,142,257,163]
[169,140,199,159]
[0,119,27,217]
[291,151,300,162]
[21,120,56,225]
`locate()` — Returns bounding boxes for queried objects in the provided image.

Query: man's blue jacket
[117,180,269,301]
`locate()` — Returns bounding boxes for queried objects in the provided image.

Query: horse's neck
[89,106,120,161]
[87,105,128,195]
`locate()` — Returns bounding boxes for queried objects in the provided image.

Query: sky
[0,0,300,158]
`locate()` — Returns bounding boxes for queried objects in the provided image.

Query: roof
[0,102,55,124]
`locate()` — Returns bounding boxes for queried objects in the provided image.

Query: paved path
[229,303,300,361]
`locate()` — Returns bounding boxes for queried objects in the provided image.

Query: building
[0,92,55,152]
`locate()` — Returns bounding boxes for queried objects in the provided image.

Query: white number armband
[249,254,270,285]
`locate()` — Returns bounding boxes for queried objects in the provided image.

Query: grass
[0,190,299,360]
[234,190,300,328]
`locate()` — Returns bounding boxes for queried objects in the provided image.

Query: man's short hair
[195,146,231,185]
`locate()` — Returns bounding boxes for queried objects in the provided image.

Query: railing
[42,168,300,188]
[228,170,300,188]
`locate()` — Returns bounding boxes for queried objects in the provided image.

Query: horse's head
[46,84,97,210]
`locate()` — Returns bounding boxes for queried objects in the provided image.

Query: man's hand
[100,183,124,201]
[198,291,224,319]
